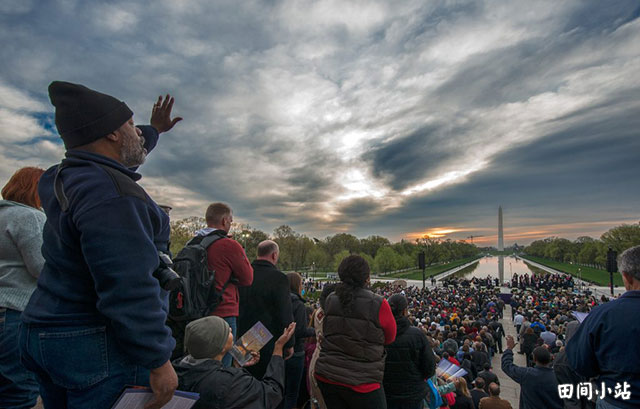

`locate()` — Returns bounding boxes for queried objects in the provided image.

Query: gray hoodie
[0,200,45,311]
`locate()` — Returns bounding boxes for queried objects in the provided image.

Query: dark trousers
[387,398,423,409]
[284,353,305,409]
[19,323,149,409]
[318,380,387,409]
[0,308,39,409]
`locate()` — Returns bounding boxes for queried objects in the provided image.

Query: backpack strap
[192,230,239,311]
[199,230,227,249]
[53,164,70,212]
[53,161,148,212]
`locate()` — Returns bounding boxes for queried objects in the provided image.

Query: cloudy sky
[1,0,639,245]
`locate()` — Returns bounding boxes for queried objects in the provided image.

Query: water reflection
[455,255,538,283]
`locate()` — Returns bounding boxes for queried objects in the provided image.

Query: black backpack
[167,230,233,358]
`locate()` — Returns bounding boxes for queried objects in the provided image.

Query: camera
[154,252,181,291]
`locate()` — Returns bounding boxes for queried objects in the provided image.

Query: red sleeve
[223,240,254,286]
[379,299,396,345]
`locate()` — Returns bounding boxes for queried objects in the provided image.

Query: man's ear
[104,131,119,142]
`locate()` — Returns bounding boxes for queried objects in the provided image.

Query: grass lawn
[520,255,623,287]
[387,256,481,280]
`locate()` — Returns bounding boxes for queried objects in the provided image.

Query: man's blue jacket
[566,290,640,409]
[22,126,175,369]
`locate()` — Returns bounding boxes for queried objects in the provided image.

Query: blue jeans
[222,316,237,368]
[284,353,305,409]
[597,398,625,409]
[18,323,150,409]
[0,308,39,409]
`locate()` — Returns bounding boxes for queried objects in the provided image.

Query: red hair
[1,167,45,209]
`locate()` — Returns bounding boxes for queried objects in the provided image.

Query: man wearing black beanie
[19,81,182,409]
[384,293,436,409]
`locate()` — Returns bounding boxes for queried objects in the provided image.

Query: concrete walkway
[490,305,525,408]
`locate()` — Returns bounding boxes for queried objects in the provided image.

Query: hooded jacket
[173,354,285,409]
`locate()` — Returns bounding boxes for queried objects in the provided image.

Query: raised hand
[150,94,183,134]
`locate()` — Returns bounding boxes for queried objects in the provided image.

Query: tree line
[169,217,479,274]
[523,223,640,269]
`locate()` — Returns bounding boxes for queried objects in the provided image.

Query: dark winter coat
[238,259,294,379]
[383,316,436,402]
[501,349,563,409]
[290,292,315,353]
[174,354,285,409]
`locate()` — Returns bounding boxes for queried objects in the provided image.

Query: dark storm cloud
[387,102,640,240]
[364,124,462,190]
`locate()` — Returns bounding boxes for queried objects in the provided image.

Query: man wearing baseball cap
[19,81,182,409]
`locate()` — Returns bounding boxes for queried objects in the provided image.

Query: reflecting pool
[453,255,542,283]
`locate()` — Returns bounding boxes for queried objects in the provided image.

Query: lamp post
[606,248,617,296]
[577,267,582,291]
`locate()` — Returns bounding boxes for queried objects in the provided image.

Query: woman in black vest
[314,255,397,409]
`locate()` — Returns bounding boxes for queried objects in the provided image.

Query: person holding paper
[174,316,296,409]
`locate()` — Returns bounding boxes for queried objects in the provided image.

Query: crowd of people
[0,81,639,409]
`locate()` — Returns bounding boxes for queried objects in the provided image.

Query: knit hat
[184,316,231,359]
[48,81,133,149]
[388,293,408,317]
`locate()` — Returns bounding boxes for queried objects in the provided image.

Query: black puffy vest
[315,288,385,385]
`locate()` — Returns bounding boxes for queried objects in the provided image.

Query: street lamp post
[606,248,617,296]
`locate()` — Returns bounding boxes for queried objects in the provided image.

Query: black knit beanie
[48,81,133,149]
[388,293,408,317]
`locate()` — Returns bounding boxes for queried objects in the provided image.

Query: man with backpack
[194,202,253,366]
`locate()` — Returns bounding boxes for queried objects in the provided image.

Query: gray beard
[121,136,147,168]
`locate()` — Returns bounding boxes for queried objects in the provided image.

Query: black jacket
[471,350,490,374]
[239,260,293,378]
[478,369,499,392]
[290,292,315,353]
[501,349,563,409]
[383,316,436,402]
[173,355,285,409]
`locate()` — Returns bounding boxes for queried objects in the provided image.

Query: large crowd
[1,82,639,409]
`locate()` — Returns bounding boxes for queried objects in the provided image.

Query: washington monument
[498,206,504,251]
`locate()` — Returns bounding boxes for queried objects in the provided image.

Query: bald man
[238,240,294,378]
[479,383,513,409]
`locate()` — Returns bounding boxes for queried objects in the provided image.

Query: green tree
[169,225,193,256]
[415,237,441,267]
[601,223,640,253]
[360,235,391,258]
[333,250,351,271]
[373,247,400,273]
[324,233,361,256]
[306,246,331,271]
